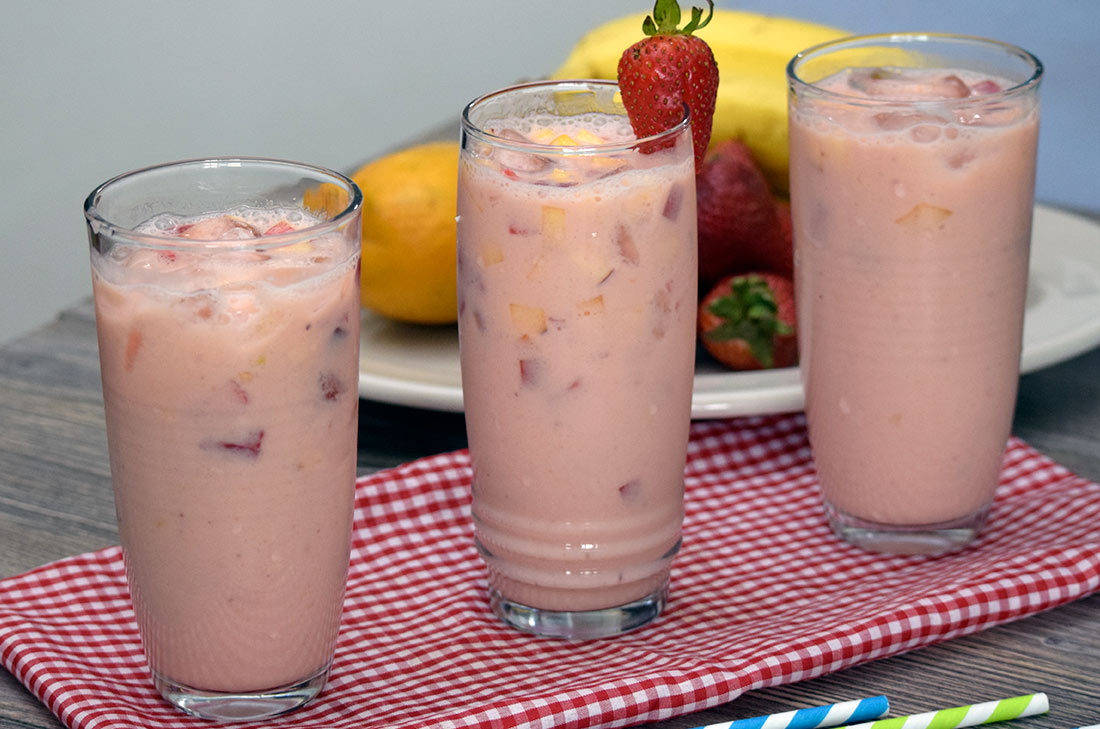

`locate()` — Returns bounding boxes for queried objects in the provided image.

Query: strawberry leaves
[704,275,793,368]
[642,0,713,36]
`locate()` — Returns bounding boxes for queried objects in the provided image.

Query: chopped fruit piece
[618,479,643,503]
[527,127,559,145]
[654,282,675,313]
[177,215,259,241]
[519,358,545,386]
[201,430,264,459]
[124,328,143,372]
[541,206,566,242]
[318,372,344,401]
[509,303,548,338]
[550,134,577,146]
[276,241,313,255]
[263,221,295,236]
[872,111,946,131]
[577,295,605,316]
[479,242,505,267]
[574,129,606,145]
[615,224,640,265]
[493,129,549,173]
[971,79,1003,95]
[947,150,976,170]
[662,184,684,221]
[549,168,575,185]
[849,68,972,99]
[896,203,953,231]
[228,379,250,405]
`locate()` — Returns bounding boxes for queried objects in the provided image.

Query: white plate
[359,204,1100,419]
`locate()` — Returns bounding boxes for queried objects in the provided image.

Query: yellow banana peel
[551,9,850,193]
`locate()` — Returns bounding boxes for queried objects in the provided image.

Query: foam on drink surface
[474,112,684,188]
[93,206,356,293]
[805,67,1030,136]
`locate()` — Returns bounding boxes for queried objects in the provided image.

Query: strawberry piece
[201,430,265,459]
[698,273,796,370]
[319,372,344,401]
[971,79,1003,95]
[614,224,640,265]
[617,0,719,170]
[618,478,643,503]
[228,379,250,405]
[124,328,143,372]
[696,140,789,288]
[177,215,259,241]
[518,358,544,387]
[263,221,295,236]
[662,183,685,221]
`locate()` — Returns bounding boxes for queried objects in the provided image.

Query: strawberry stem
[704,275,792,368]
[643,0,714,36]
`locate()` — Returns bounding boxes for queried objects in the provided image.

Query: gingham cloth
[2,413,1099,729]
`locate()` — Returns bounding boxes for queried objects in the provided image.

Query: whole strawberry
[617,0,719,170]
[698,272,797,370]
[696,139,788,289]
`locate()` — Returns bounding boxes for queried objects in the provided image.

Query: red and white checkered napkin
[3,413,1100,729]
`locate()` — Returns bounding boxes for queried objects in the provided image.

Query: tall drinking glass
[787,34,1042,554]
[84,158,362,720]
[457,80,697,638]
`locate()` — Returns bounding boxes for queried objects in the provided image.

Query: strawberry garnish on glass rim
[617,0,719,171]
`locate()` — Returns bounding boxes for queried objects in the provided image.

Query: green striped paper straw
[840,693,1048,729]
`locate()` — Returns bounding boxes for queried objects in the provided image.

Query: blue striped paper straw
[692,695,890,729]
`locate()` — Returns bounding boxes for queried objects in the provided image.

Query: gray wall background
[2,0,1096,345]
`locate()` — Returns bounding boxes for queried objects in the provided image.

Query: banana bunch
[551,9,848,193]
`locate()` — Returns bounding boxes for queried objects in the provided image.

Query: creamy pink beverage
[458,81,696,637]
[788,36,1042,553]
[86,159,362,719]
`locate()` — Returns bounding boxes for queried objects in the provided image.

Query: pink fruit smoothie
[457,111,697,613]
[789,66,1040,529]
[91,207,360,692]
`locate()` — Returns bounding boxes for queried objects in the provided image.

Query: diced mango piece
[574,129,606,145]
[479,242,504,267]
[528,127,559,145]
[509,303,547,339]
[896,203,953,231]
[277,241,313,255]
[550,134,577,146]
[541,205,566,243]
[577,295,605,316]
[550,168,575,185]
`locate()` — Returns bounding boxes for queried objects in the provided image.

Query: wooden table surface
[2,283,1099,728]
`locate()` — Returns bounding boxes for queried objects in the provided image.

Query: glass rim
[460,79,691,156]
[83,156,364,251]
[786,32,1043,105]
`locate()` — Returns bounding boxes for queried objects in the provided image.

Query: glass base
[154,663,329,722]
[488,582,668,640]
[825,501,989,555]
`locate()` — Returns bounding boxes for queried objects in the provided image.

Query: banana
[551,9,849,193]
